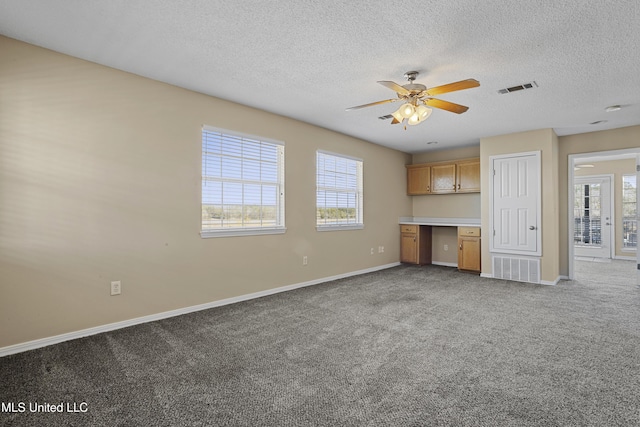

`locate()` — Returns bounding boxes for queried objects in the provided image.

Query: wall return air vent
[492,255,541,284]
[497,81,538,94]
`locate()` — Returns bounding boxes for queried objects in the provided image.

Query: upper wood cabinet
[456,159,481,193]
[406,157,480,195]
[406,165,431,195]
[431,163,457,194]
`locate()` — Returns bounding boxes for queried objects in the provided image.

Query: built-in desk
[399,217,481,272]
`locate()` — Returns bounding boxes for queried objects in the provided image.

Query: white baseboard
[540,275,567,286]
[480,272,566,286]
[431,261,458,268]
[0,262,401,357]
[614,255,636,261]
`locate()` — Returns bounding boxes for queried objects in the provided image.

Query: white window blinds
[316,151,363,230]
[202,127,284,237]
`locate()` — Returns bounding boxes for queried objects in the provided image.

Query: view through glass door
[574,176,612,259]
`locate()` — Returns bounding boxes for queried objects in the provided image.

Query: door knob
[529,226,536,230]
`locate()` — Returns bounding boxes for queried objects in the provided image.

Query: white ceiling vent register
[497,81,538,94]
[492,256,540,284]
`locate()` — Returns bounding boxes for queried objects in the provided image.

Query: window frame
[201,125,285,238]
[316,150,364,232]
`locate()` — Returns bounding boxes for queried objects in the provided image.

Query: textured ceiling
[1,0,639,153]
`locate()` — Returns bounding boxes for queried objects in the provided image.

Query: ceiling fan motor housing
[403,83,427,94]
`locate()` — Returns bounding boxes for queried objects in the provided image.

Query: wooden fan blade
[424,98,469,114]
[425,79,480,96]
[377,81,410,96]
[390,117,401,125]
[345,98,399,111]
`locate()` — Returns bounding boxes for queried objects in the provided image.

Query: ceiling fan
[346,71,480,126]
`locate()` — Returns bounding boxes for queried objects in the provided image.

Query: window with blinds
[201,126,285,237]
[316,151,363,230]
[622,174,637,250]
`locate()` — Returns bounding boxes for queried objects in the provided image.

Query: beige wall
[0,37,412,348]
[480,129,561,283]
[558,126,640,274]
[411,146,481,264]
[574,159,636,258]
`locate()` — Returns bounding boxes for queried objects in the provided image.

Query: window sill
[316,224,364,232]
[201,227,286,238]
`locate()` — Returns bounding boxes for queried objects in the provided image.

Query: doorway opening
[568,149,640,281]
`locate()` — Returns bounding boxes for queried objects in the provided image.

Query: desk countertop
[399,217,481,227]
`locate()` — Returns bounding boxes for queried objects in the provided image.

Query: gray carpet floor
[1,260,639,426]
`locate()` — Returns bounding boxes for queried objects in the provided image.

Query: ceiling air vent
[378,114,393,120]
[498,81,538,94]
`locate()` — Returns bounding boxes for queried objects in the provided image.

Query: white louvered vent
[492,255,540,284]
[497,81,538,94]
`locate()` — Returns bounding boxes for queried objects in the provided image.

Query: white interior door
[491,152,541,255]
[574,176,612,259]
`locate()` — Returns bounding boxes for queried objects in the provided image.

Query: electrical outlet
[378,246,384,253]
[370,248,374,255]
[303,256,308,266]
[110,280,121,296]
[444,244,449,251]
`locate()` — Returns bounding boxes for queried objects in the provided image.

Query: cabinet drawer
[401,224,418,233]
[458,227,481,237]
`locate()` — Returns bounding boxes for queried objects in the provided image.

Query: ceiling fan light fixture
[391,109,405,123]
[398,103,415,119]
[415,105,432,121]
[407,114,421,126]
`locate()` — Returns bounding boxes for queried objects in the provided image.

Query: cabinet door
[401,233,418,263]
[459,236,481,272]
[456,159,480,193]
[431,164,457,193]
[407,166,431,195]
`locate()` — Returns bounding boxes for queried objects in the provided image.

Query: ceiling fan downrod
[404,71,419,82]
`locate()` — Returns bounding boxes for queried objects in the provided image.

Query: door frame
[573,174,614,259]
[567,148,640,280]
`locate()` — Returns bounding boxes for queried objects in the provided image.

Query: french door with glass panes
[574,176,612,259]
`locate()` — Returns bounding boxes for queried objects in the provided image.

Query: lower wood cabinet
[400,225,432,265]
[458,227,481,272]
